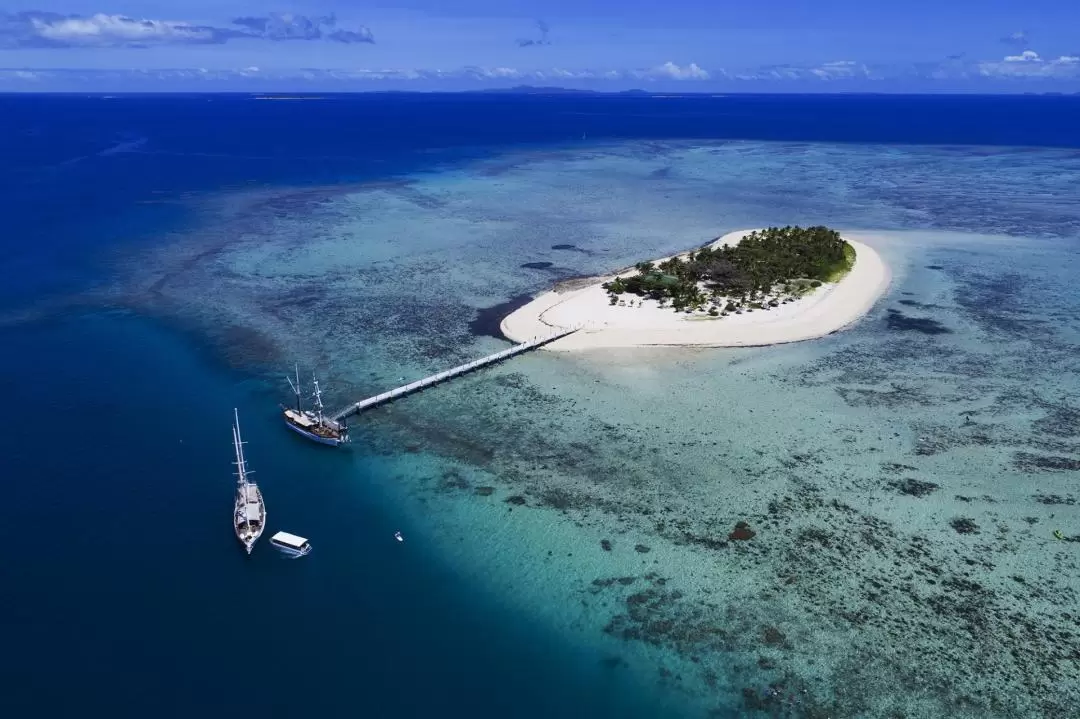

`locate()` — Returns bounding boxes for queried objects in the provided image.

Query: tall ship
[232,409,266,555]
[282,366,350,447]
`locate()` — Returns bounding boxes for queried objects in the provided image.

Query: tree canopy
[602,226,854,312]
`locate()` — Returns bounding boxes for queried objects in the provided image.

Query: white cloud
[810,60,869,79]
[231,13,374,44]
[534,68,622,80]
[21,13,219,47]
[1004,50,1040,62]
[0,63,714,86]
[475,66,522,79]
[735,60,872,82]
[0,11,374,48]
[635,62,710,80]
[325,62,710,83]
[978,50,1080,78]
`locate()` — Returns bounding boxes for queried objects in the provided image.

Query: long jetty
[329,327,579,421]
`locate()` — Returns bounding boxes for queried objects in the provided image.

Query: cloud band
[0,11,374,49]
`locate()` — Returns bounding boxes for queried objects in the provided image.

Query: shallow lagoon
[89,140,1080,716]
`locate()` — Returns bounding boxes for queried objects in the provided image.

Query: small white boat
[270,531,312,557]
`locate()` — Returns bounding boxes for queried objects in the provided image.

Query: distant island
[474,86,651,96]
[251,95,326,101]
[602,226,855,316]
[501,227,890,350]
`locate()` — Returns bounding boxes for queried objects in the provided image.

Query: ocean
[1,93,1078,718]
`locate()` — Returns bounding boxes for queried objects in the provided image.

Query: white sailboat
[232,409,266,555]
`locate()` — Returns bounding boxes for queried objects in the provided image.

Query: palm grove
[602,226,855,315]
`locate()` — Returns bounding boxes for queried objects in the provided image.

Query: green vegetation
[827,241,857,282]
[602,226,854,314]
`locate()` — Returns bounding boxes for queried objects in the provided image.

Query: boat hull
[271,542,312,557]
[234,523,263,554]
[234,485,265,555]
[284,417,345,446]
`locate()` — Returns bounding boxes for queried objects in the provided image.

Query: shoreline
[501,229,892,351]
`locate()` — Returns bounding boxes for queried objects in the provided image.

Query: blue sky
[2,1,1079,91]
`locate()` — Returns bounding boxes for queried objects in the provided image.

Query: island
[501,227,891,350]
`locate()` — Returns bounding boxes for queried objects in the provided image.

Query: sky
[1,1,1079,91]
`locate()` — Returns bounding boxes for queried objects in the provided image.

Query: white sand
[501,230,891,351]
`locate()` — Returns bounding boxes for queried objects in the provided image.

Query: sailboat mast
[285,365,305,412]
[233,409,251,531]
[312,376,325,422]
[232,409,249,485]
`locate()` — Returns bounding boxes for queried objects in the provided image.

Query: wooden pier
[329,328,578,421]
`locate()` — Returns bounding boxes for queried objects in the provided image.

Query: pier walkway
[329,327,579,421]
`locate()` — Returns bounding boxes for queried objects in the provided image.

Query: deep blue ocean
[1,93,1079,718]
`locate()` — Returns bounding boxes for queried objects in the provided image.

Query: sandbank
[501,230,891,351]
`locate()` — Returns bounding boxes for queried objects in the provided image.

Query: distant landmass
[473,85,652,96]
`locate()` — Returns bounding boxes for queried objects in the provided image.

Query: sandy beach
[502,229,891,350]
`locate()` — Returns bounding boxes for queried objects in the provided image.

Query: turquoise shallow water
[92,139,1080,717]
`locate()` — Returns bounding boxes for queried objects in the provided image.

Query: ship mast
[232,409,252,529]
[311,375,325,423]
[232,409,248,483]
[286,364,303,412]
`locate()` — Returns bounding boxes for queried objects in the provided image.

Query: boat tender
[270,531,312,557]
